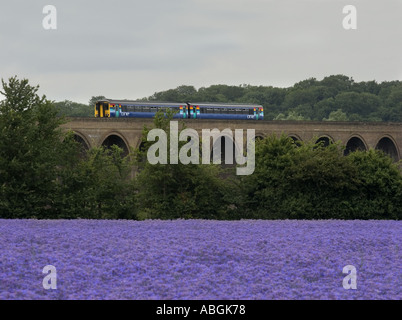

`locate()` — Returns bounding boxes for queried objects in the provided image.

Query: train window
[249,109,254,115]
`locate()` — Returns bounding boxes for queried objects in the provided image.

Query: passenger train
[95,100,264,120]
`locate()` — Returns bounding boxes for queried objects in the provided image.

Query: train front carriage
[95,101,111,118]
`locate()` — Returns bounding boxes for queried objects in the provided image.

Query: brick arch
[375,135,399,161]
[101,131,130,157]
[344,135,368,156]
[315,135,334,147]
[137,140,147,152]
[71,131,91,150]
[288,133,302,141]
[254,132,265,141]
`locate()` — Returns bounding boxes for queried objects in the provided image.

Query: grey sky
[0,0,401,104]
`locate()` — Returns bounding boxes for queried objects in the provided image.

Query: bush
[134,110,231,219]
[240,134,402,219]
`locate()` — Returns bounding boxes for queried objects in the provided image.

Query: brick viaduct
[61,118,402,161]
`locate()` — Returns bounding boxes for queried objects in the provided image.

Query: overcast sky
[0,0,401,104]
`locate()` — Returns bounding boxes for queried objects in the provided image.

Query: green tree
[274,111,310,121]
[89,95,106,108]
[240,134,402,220]
[319,74,354,96]
[55,145,137,219]
[134,110,231,219]
[324,109,349,121]
[347,150,402,219]
[240,135,366,219]
[313,97,337,120]
[0,77,75,217]
[55,100,93,117]
[334,92,380,117]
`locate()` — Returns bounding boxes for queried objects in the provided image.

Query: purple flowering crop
[0,219,400,300]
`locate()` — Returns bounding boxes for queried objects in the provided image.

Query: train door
[254,107,258,120]
[103,102,110,117]
[185,103,194,119]
[189,105,194,119]
[95,102,101,117]
[180,105,187,119]
[259,107,264,120]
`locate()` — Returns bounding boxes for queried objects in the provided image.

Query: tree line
[57,74,402,122]
[1,77,401,220]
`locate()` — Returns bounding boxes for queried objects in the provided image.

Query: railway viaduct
[61,118,402,161]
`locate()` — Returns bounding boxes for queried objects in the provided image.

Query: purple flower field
[0,219,400,300]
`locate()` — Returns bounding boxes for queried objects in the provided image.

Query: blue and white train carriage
[95,100,264,120]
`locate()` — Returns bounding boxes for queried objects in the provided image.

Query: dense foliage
[134,110,232,220]
[54,100,93,117]
[0,78,135,219]
[1,77,401,220]
[143,75,402,122]
[0,77,71,217]
[240,135,402,220]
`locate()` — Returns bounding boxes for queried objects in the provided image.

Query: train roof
[191,102,263,108]
[99,100,182,107]
[98,100,262,108]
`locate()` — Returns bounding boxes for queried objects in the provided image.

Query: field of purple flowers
[0,219,400,300]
